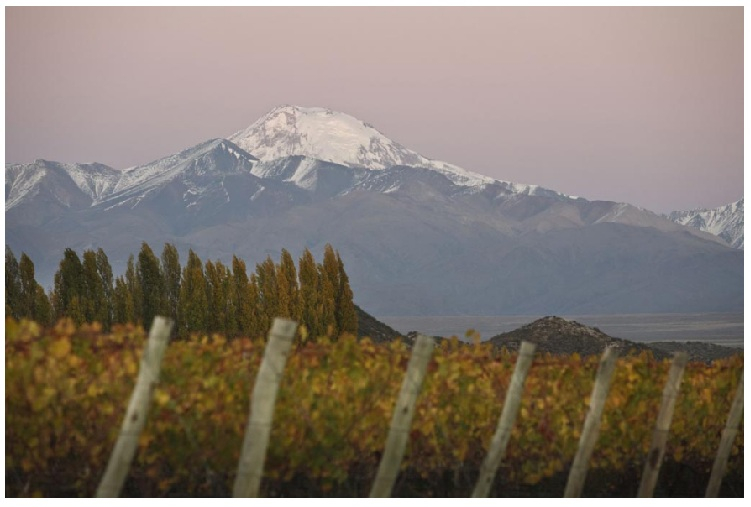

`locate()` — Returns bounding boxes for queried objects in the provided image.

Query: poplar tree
[178,249,208,335]
[112,276,135,325]
[53,248,85,321]
[277,249,300,320]
[18,253,37,319]
[161,243,181,323]
[4,243,358,339]
[318,260,337,338]
[124,254,143,325]
[82,250,107,325]
[205,259,217,332]
[320,244,345,337]
[137,242,166,330]
[67,296,85,325]
[219,261,237,337]
[33,284,52,326]
[336,252,358,336]
[232,256,253,336]
[256,256,278,329]
[96,248,114,329]
[248,273,264,338]
[206,259,232,334]
[5,247,21,318]
[298,248,321,338]
[15,252,52,324]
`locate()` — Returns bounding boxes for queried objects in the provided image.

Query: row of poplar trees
[5,243,358,340]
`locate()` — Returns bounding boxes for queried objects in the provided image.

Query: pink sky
[5,7,743,213]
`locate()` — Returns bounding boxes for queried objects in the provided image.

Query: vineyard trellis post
[96,316,173,498]
[369,334,435,498]
[637,351,688,498]
[705,369,744,497]
[472,341,536,498]
[233,317,298,498]
[563,346,619,498]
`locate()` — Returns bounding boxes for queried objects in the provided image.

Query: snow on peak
[229,105,499,188]
[59,162,120,202]
[230,105,417,169]
[668,198,744,249]
[112,138,255,196]
[5,160,120,211]
[5,162,50,210]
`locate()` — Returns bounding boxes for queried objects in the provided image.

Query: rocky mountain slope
[487,316,742,363]
[5,106,743,315]
[367,313,742,363]
[668,198,743,249]
[355,304,402,344]
[489,316,659,358]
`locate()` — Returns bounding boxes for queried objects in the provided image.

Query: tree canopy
[6,243,358,340]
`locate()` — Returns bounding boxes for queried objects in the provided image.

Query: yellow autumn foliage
[5,317,743,497]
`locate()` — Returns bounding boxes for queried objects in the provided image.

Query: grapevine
[5,318,743,497]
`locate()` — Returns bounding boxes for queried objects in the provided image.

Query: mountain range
[667,198,744,249]
[5,105,743,315]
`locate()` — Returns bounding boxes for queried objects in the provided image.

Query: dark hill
[355,304,402,343]
[488,316,662,358]
[488,316,742,363]
[647,340,742,363]
[356,312,742,363]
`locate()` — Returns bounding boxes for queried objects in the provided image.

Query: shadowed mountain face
[5,106,743,315]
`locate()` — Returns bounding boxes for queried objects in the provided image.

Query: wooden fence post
[637,351,688,498]
[705,370,744,497]
[369,334,435,498]
[233,317,297,498]
[96,316,173,498]
[472,341,536,497]
[563,346,619,498]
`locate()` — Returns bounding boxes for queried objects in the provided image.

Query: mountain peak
[109,137,258,198]
[668,198,744,249]
[229,104,422,170]
[229,105,516,190]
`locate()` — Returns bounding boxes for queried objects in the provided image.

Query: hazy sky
[5,7,744,213]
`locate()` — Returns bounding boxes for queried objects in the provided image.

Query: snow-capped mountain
[668,198,744,249]
[230,105,560,196]
[230,105,426,170]
[6,160,120,211]
[5,106,563,213]
[5,105,743,315]
[102,138,258,209]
